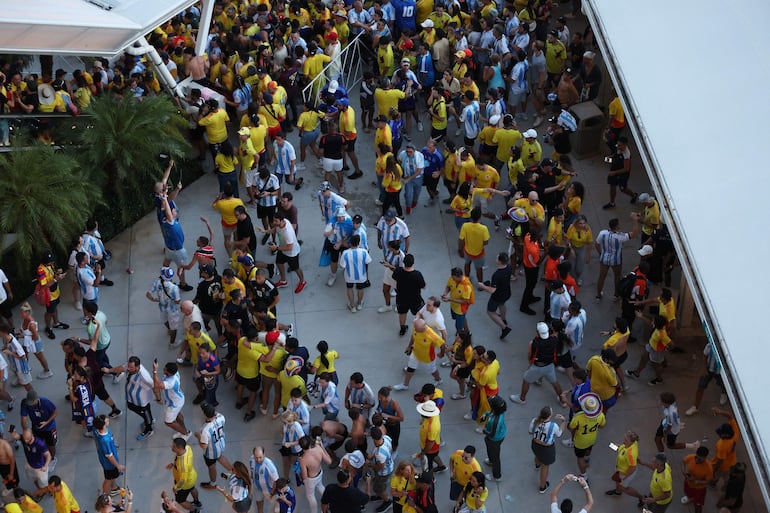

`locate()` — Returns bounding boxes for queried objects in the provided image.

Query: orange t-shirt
[523,234,540,268]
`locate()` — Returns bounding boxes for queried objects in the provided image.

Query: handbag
[319,249,331,267]
[33,282,51,307]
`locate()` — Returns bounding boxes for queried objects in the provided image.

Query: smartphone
[609,442,619,451]
[604,156,613,164]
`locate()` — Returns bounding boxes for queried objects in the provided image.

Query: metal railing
[0,112,94,151]
[301,29,374,106]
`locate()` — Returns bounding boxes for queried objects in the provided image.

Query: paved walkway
[9,108,762,513]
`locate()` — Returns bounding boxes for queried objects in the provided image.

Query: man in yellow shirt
[458,208,490,284]
[47,476,80,513]
[512,191,546,231]
[449,446,482,500]
[36,251,69,339]
[567,392,606,477]
[636,193,660,239]
[258,328,287,417]
[197,100,230,160]
[374,78,405,117]
[235,326,262,422]
[417,400,446,472]
[169,438,201,511]
[303,42,331,96]
[337,98,363,179]
[392,319,446,391]
[212,185,245,255]
[491,114,522,168]
[441,268,474,333]
[471,161,501,224]
[179,321,216,366]
[605,89,625,155]
[629,453,673,511]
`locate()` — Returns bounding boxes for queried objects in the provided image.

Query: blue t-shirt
[161,218,185,251]
[277,487,296,513]
[20,397,57,432]
[95,428,119,470]
[391,0,417,32]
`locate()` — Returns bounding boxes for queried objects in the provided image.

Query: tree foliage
[0,143,102,261]
[78,94,190,224]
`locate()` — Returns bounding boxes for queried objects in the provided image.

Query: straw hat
[416,400,440,417]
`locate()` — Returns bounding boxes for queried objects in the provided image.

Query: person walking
[594,215,639,302]
[519,231,542,315]
[339,234,372,313]
[392,319,446,391]
[567,393,605,480]
[195,403,232,490]
[416,400,446,473]
[103,356,155,441]
[510,322,565,405]
[152,361,191,439]
[528,406,566,493]
[391,254,426,337]
[168,438,202,512]
[480,395,507,482]
[93,415,125,494]
[146,267,182,347]
[477,253,513,340]
[269,213,307,294]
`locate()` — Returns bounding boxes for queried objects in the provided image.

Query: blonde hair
[20,302,33,314]
[282,410,298,423]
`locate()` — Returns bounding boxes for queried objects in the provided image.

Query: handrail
[301,29,373,106]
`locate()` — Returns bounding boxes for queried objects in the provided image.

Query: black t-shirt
[222,299,252,329]
[535,168,562,209]
[490,264,513,302]
[532,336,558,365]
[251,279,279,310]
[321,484,368,513]
[552,131,571,155]
[393,268,426,304]
[235,214,258,254]
[319,133,346,160]
[195,277,223,316]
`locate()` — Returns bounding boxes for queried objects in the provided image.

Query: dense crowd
[0,1,751,513]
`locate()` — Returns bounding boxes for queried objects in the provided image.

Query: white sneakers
[392,383,409,391]
[377,305,393,313]
[685,406,698,416]
[509,394,526,404]
[326,273,337,287]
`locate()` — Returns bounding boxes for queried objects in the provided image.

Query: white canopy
[586,0,770,507]
[0,0,197,56]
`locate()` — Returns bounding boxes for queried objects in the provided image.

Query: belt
[534,362,552,367]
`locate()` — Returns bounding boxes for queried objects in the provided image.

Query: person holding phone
[605,430,639,498]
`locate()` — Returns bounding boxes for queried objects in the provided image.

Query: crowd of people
[0,1,751,513]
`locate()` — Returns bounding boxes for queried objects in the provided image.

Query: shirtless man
[183,48,209,86]
[0,437,19,494]
[299,435,332,513]
[320,420,348,467]
[349,409,368,455]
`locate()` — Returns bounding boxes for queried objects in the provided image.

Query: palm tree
[0,142,103,262]
[78,94,190,224]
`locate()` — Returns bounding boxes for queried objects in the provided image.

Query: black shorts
[204,455,218,467]
[396,300,424,315]
[361,97,375,112]
[464,137,476,147]
[611,351,628,369]
[104,467,120,480]
[257,205,277,221]
[655,424,678,447]
[276,252,300,272]
[455,366,471,379]
[175,487,194,503]
[328,426,349,451]
[279,446,300,457]
[607,172,630,188]
[95,385,111,401]
[0,301,11,320]
[345,138,357,153]
[555,352,573,369]
[398,97,416,112]
[430,127,446,142]
[46,297,60,314]
[574,445,594,458]
[234,497,252,513]
[33,428,57,447]
[323,239,342,263]
[486,296,510,313]
[346,282,367,289]
[0,462,19,488]
[236,373,261,392]
[189,126,204,141]
[531,440,556,465]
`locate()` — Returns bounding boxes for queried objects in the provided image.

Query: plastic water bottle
[504,495,513,502]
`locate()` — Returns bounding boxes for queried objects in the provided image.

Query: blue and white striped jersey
[340,248,372,284]
[125,364,155,406]
[162,372,185,409]
[200,413,227,459]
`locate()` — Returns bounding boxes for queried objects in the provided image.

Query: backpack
[618,269,649,300]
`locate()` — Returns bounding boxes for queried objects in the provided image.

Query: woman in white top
[19,302,53,379]
[529,406,566,494]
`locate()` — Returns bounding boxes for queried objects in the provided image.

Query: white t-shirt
[417,305,446,336]
[0,269,7,304]
[277,221,300,258]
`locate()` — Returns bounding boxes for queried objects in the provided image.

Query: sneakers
[602,202,615,210]
[179,283,193,292]
[276,280,289,288]
[45,328,55,339]
[348,304,357,314]
[500,327,512,339]
[83,430,95,438]
[648,378,663,386]
[7,396,14,411]
[463,412,473,420]
[485,474,502,482]
[375,500,392,513]
[533,116,543,127]
[625,369,640,379]
[399,325,408,336]
[391,384,409,391]
[374,199,383,206]
[681,496,692,504]
[417,121,424,132]
[108,408,122,419]
[244,411,256,422]
[538,481,550,493]
[562,439,575,448]
[720,393,728,405]
[294,281,307,294]
[136,430,154,441]
[630,193,639,204]
[326,274,337,287]
[224,366,235,382]
[434,379,443,386]
[390,289,397,297]
[113,372,126,384]
[433,465,447,473]
[37,370,54,379]
[605,489,622,496]
[440,360,453,367]
[74,301,83,311]
[455,128,463,136]
[267,263,275,279]
[685,406,698,416]
[356,301,364,311]
[101,279,115,287]
[450,394,466,400]
[287,323,295,338]
[686,440,701,450]
[474,427,484,434]
[53,322,69,329]
[509,394,526,404]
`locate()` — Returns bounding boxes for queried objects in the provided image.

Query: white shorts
[15,370,32,386]
[472,194,493,214]
[162,311,182,331]
[383,268,397,288]
[407,353,437,373]
[646,344,665,363]
[322,158,343,172]
[245,168,260,188]
[165,404,183,423]
[26,463,48,488]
